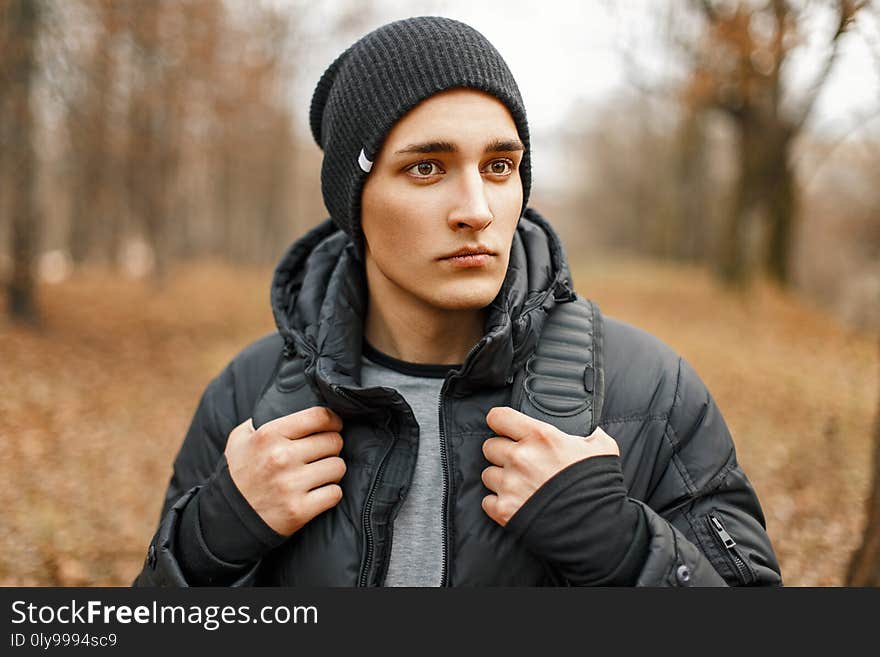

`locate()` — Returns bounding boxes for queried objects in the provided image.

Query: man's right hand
[224,407,346,536]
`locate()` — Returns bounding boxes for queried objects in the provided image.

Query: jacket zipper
[354,334,486,588]
[707,513,754,584]
[434,335,490,587]
[330,383,389,588]
[437,383,451,587]
[357,411,396,587]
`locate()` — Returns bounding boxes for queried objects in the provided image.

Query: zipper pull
[709,514,737,549]
[553,279,577,303]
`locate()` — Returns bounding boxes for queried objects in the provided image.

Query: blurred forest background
[1,0,878,586]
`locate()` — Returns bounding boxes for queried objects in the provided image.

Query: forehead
[383,88,519,146]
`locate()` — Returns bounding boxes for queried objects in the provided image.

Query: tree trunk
[125,0,169,283]
[5,0,41,324]
[676,110,708,261]
[67,27,112,267]
[765,137,796,286]
[718,113,799,289]
[718,116,758,286]
[846,336,880,586]
[67,150,97,265]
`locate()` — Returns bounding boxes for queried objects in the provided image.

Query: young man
[134,16,782,587]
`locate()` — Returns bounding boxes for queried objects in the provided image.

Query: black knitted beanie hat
[309,15,531,261]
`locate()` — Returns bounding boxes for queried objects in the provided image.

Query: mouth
[438,247,496,269]
[438,246,497,260]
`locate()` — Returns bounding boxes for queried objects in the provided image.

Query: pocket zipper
[708,513,754,584]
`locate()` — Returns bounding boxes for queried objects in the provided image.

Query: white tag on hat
[358,148,373,173]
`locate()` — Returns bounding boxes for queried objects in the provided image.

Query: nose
[447,169,493,232]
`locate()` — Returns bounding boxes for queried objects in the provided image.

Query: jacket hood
[269,207,576,404]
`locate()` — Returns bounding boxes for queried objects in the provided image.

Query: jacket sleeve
[132,358,279,587]
[631,356,783,587]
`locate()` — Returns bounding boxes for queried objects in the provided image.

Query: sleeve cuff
[505,454,650,586]
[505,454,622,538]
[200,455,287,562]
[176,456,286,585]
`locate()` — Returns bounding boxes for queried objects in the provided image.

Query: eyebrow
[393,138,525,156]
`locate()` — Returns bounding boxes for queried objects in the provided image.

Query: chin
[427,280,502,311]
[432,297,493,311]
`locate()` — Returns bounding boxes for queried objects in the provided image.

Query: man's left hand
[481,406,620,527]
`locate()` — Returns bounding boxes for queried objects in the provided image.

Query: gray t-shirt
[360,341,459,587]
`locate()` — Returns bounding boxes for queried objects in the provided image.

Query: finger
[481,465,504,493]
[299,456,347,491]
[291,431,344,464]
[229,418,255,445]
[481,494,503,525]
[584,426,610,441]
[482,436,516,466]
[301,484,344,517]
[261,406,343,441]
[486,406,550,442]
[583,426,620,456]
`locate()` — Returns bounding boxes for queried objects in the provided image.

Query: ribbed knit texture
[309,16,532,260]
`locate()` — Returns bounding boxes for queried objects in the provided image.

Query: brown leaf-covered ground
[0,258,876,586]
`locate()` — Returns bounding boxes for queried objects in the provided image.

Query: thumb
[229,417,255,444]
[583,426,620,456]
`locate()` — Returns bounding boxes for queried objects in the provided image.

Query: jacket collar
[270,207,576,410]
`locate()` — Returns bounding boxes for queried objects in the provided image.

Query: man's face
[360,88,525,312]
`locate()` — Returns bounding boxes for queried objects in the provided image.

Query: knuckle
[277,477,296,498]
[328,431,344,453]
[285,498,304,523]
[509,446,529,468]
[329,456,347,479]
[310,405,333,427]
[313,405,329,422]
[486,408,500,426]
[327,484,343,504]
[252,425,272,444]
[498,498,517,523]
[534,425,556,444]
[265,446,288,470]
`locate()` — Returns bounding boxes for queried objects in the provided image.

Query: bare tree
[64,0,121,266]
[124,0,175,281]
[1,0,380,287]
[685,0,865,286]
[1,0,42,322]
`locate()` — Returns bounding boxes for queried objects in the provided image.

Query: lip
[438,246,497,260]
[440,252,495,268]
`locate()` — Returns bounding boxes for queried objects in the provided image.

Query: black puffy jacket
[134,209,782,587]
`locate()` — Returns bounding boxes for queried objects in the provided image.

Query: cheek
[492,202,521,259]
[362,189,432,264]
[495,178,524,217]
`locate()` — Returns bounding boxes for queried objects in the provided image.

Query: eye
[485,158,515,176]
[406,161,443,178]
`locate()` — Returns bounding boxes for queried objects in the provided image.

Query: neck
[363,264,485,366]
